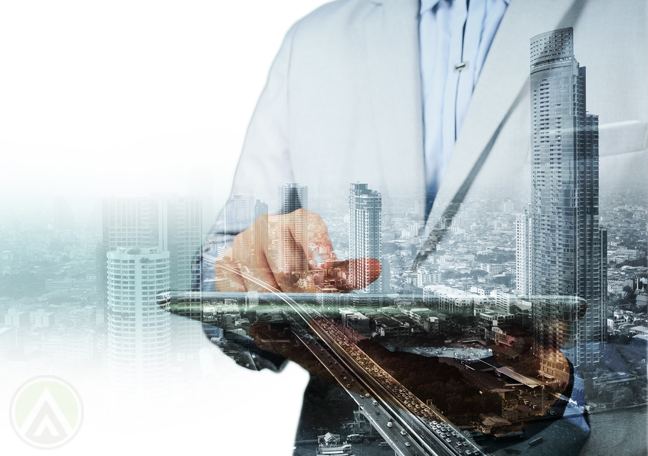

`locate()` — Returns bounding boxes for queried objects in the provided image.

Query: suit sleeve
[230,23,298,197]
[193,24,301,373]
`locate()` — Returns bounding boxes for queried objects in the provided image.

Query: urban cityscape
[0,27,646,455]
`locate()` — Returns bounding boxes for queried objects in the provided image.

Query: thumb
[320,258,382,292]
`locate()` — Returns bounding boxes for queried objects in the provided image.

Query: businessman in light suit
[190,0,647,453]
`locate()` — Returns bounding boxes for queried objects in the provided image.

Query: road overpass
[159,275,486,456]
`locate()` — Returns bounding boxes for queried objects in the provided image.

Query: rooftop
[497,366,542,389]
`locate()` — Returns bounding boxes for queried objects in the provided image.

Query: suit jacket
[226,0,646,230]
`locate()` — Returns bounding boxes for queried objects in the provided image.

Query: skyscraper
[349,183,382,293]
[99,196,203,293]
[277,184,308,275]
[502,200,515,214]
[515,207,533,295]
[161,196,205,359]
[187,167,216,239]
[101,197,160,247]
[99,195,205,363]
[107,247,170,405]
[98,197,162,305]
[529,27,606,377]
[254,199,268,259]
[224,195,254,238]
[162,196,203,292]
[381,258,391,293]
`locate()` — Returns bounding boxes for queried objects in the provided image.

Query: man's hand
[214,208,381,293]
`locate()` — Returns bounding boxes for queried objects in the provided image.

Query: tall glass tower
[253,199,269,259]
[224,194,254,260]
[529,27,607,378]
[515,206,533,296]
[349,183,382,293]
[100,196,203,294]
[277,184,308,274]
[100,196,205,367]
[107,247,170,408]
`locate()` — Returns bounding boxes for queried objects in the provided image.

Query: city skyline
[0,30,644,456]
[1,179,646,454]
[0,1,646,451]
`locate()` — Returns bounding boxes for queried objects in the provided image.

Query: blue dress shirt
[420,0,509,213]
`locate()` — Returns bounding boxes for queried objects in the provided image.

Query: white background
[0,0,327,210]
[0,1,329,454]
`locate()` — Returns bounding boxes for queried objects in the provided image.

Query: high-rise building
[98,198,159,303]
[529,27,607,376]
[599,228,608,341]
[100,196,202,289]
[254,199,268,258]
[187,167,216,239]
[515,207,533,295]
[349,183,382,293]
[422,285,477,314]
[277,184,308,274]
[493,290,517,314]
[4,309,29,328]
[101,197,161,250]
[254,200,268,219]
[382,258,392,293]
[155,196,203,292]
[224,194,254,241]
[0,326,17,357]
[99,196,205,362]
[161,196,205,359]
[107,247,171,403]
[246,291,259,310]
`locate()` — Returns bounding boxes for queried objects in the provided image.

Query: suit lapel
[426,0,580,227]
[363,0,426,220]
[361,0,582,231]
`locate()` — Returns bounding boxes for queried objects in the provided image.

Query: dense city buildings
[423,285,477,314]
[527,27,607,376]
[349,184,382,293]
[0,181,645,453]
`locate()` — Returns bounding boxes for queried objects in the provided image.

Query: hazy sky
[0,0,328,212]
[0,3,328,455]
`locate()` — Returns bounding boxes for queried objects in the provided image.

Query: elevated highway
[159,269,486,456]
